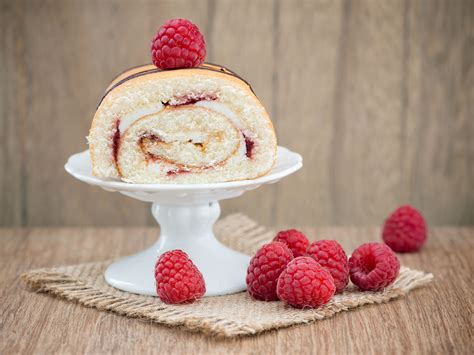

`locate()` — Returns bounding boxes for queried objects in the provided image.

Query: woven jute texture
[22,213,433,337]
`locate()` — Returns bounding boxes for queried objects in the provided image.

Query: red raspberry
[349,243,400,291]
[151,18,206,69]
[273,229,310,257]
[382,205,427,252]
[277,257,335,308]
[154,250,206,304]
[246,242,294,301]
[307,240,349,293]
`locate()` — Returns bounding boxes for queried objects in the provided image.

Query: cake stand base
[65,146,303,297]
[104,201,250,297]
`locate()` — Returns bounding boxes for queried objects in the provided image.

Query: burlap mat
[22,213,433,337]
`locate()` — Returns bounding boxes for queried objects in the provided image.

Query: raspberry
[349,243,400,291]
[382,205,427,252]
[273,229,310,257]
[307,240,349,293]
[154,250,206,304]
[277,257,335,308]
[151,18,206,69]
[246,242,294,301]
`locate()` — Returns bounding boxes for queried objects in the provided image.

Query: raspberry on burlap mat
[21,214,433,337]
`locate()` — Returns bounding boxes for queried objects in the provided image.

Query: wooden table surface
[1,226,472,354]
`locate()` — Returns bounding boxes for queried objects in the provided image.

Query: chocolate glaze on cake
[97,63,255,109]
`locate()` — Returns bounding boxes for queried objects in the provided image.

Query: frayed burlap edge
[21,214,434,337]
[21,266,433,337]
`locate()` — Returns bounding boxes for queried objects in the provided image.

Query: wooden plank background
[1,0,473,227]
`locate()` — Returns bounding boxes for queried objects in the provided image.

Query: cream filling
[117,100,248,174]
[120,100,245,134]
[195,101,247,157]
[194,101,242,128]
[119,102,164,132]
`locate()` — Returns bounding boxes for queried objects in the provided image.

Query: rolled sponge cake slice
[88,64,277,184]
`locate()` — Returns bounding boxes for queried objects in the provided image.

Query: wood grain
[274,0,346,226]
[0,0,473,227]
[210,0,278,223]
[402,0,474,225]
[0,1,26,226]
[0,226,472,354]
[326,0,406,225]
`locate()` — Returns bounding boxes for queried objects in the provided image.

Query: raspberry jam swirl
[113,99,256,180]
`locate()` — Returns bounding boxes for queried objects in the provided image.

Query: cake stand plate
[65,146,302,297]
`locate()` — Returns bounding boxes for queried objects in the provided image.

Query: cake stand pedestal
[65,147,302,296]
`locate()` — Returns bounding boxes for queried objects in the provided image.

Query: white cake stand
[65,147,302,297]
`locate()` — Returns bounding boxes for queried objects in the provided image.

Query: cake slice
[88,64,277,183]
[88,19,277,184]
